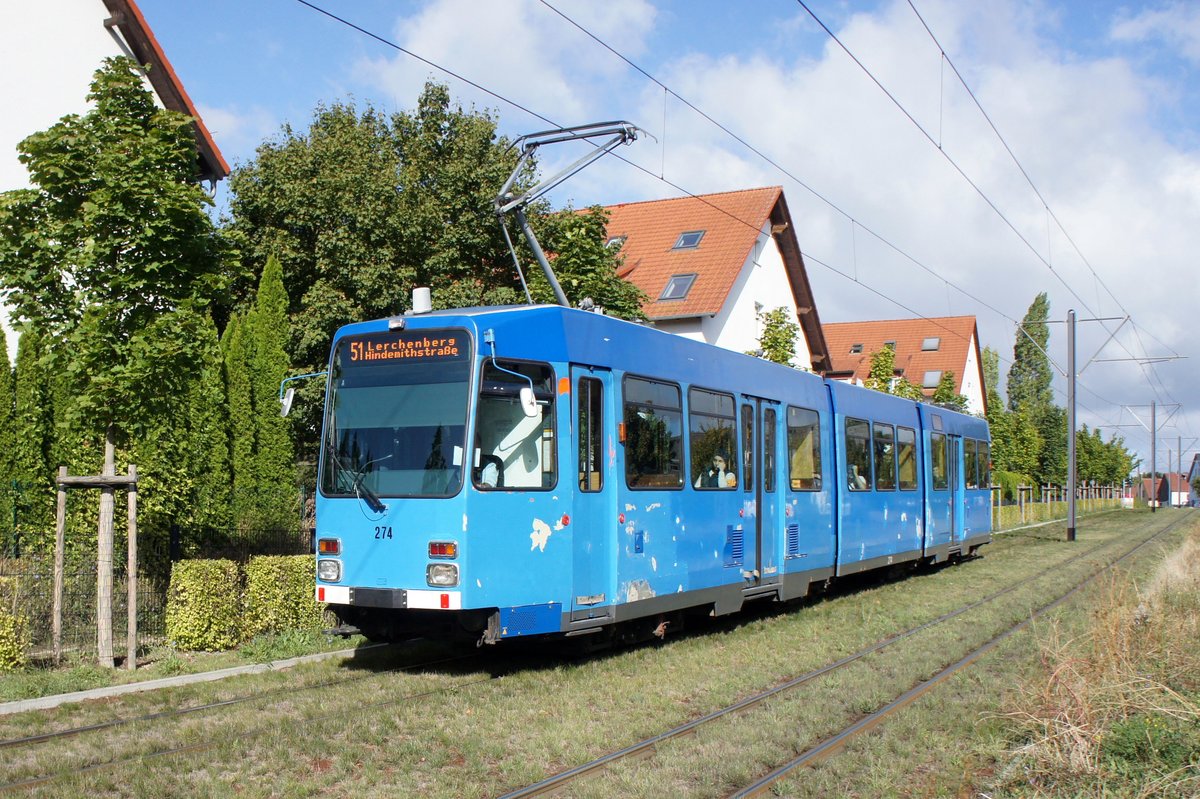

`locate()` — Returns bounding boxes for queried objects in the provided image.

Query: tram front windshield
[320,329,470,499]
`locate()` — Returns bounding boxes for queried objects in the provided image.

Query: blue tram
[313,303,991,644]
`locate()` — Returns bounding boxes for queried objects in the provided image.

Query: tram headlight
[317,558,342,582]
[426,563,459,587]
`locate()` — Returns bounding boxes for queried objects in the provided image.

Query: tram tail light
[317,538,341,555]
[429,541,458,559]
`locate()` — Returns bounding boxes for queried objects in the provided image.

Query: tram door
[569,366,615,623]
[740,397,780,586]
[948,435,962,544]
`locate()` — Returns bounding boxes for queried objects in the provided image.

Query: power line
[292,0,1126,426]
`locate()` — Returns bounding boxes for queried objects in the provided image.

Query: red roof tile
[604,187,830,368]
[822,316,982,405]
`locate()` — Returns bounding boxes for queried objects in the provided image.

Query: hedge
[165,559,243,651]
[0,577,28,672]
[243,555,323,638]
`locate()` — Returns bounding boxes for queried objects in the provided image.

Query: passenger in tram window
[696,451,736,488]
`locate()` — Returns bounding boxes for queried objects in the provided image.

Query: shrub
[165,559,242,651]
[243,555,323,638]
[0,577,28,672]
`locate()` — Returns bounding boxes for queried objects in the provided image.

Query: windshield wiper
[326,437,387,514]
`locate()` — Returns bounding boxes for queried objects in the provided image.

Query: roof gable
[822,315,983,407]
[604,186,830,369]
[101,0,229,183]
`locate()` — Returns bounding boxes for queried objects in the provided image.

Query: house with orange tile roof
[2,0,227,191]
[821,316,987,415]
[2,0,227,356]
[603,187,830,371]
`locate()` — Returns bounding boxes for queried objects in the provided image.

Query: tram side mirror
[519,386,539,418]
[280,387,296,418]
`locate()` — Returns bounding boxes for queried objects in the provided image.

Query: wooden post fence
[53,458,139,670]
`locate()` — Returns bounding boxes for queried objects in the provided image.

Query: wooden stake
[53,466,67,666]
[126,465,138,671]
[96,426,115,668]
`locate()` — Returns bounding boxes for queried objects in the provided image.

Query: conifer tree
[1007,293,1053,414]
[186,313,233,532]
[0,331,13,549]
[222,314,255,529]
[247,255,297,529]
[11,328,55,548]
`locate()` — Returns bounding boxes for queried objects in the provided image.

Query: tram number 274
[374,526,393,539]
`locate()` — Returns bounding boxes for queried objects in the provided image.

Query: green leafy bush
[165,559,243,651]
[243,555,323,638]
[0,577,28,672]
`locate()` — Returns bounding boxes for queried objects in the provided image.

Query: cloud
[1111,3,1200,64]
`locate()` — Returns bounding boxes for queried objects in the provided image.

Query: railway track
[0,513,1184,796]
[499,512,1188,798]
[0,646,505,793]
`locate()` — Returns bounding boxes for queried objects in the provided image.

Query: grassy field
[0,508,1195,797]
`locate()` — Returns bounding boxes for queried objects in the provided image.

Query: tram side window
[897,426,917,490]
[964,439,979,489]
[787,406,822,491]
[874,423,896,490]
[474,359,557,490]
[979,441,992,487]
[845,417,872,491]
[931,432,948,490]
[578,377,603,492]
[689,388,736,490]
[624,377,683,489]
[763,408,776,492]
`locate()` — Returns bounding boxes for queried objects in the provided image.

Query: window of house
[672,230,705,249]
[659,273,697,301]
[883,340,896,350]
[923,370,943,389]
[604,235,626,249]
[849,343,863,354]
[921,337,941,351]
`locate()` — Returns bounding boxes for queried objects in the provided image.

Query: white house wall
[3,0,131,360]
[658,224,812,371]
[961,333,985,415]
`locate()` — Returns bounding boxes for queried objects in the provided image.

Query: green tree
[0,57,229,468]
[1007,293,1053,414]
[981,345,1003,412]
[222,314,255,528]
[990,402,1042,478]
[227,85,526,459]
[247,255,297,529]
[750,306,799,365]
[864,345,923,400]
[0,331,12,548]
[932,371,969,412]
[1036,404,1068,485]
[10,328,55,546]
[530,206,646,321]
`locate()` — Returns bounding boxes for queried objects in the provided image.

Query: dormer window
[849,344,863,354]
[923,370,943,388]
[672,230,705,250]
[605,235,626,249]
[921,337,940,351]
[660,273,697,300]
[883,340,896,350]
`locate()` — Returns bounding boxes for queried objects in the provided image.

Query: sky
[7,0,1200,477]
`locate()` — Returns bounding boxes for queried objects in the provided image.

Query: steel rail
[730,512,1191,798]
[0,646,479,751]
[0,652,505,793]
[497,514,1170,798]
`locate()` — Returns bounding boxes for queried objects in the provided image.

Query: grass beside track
[0,508,1192,798]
